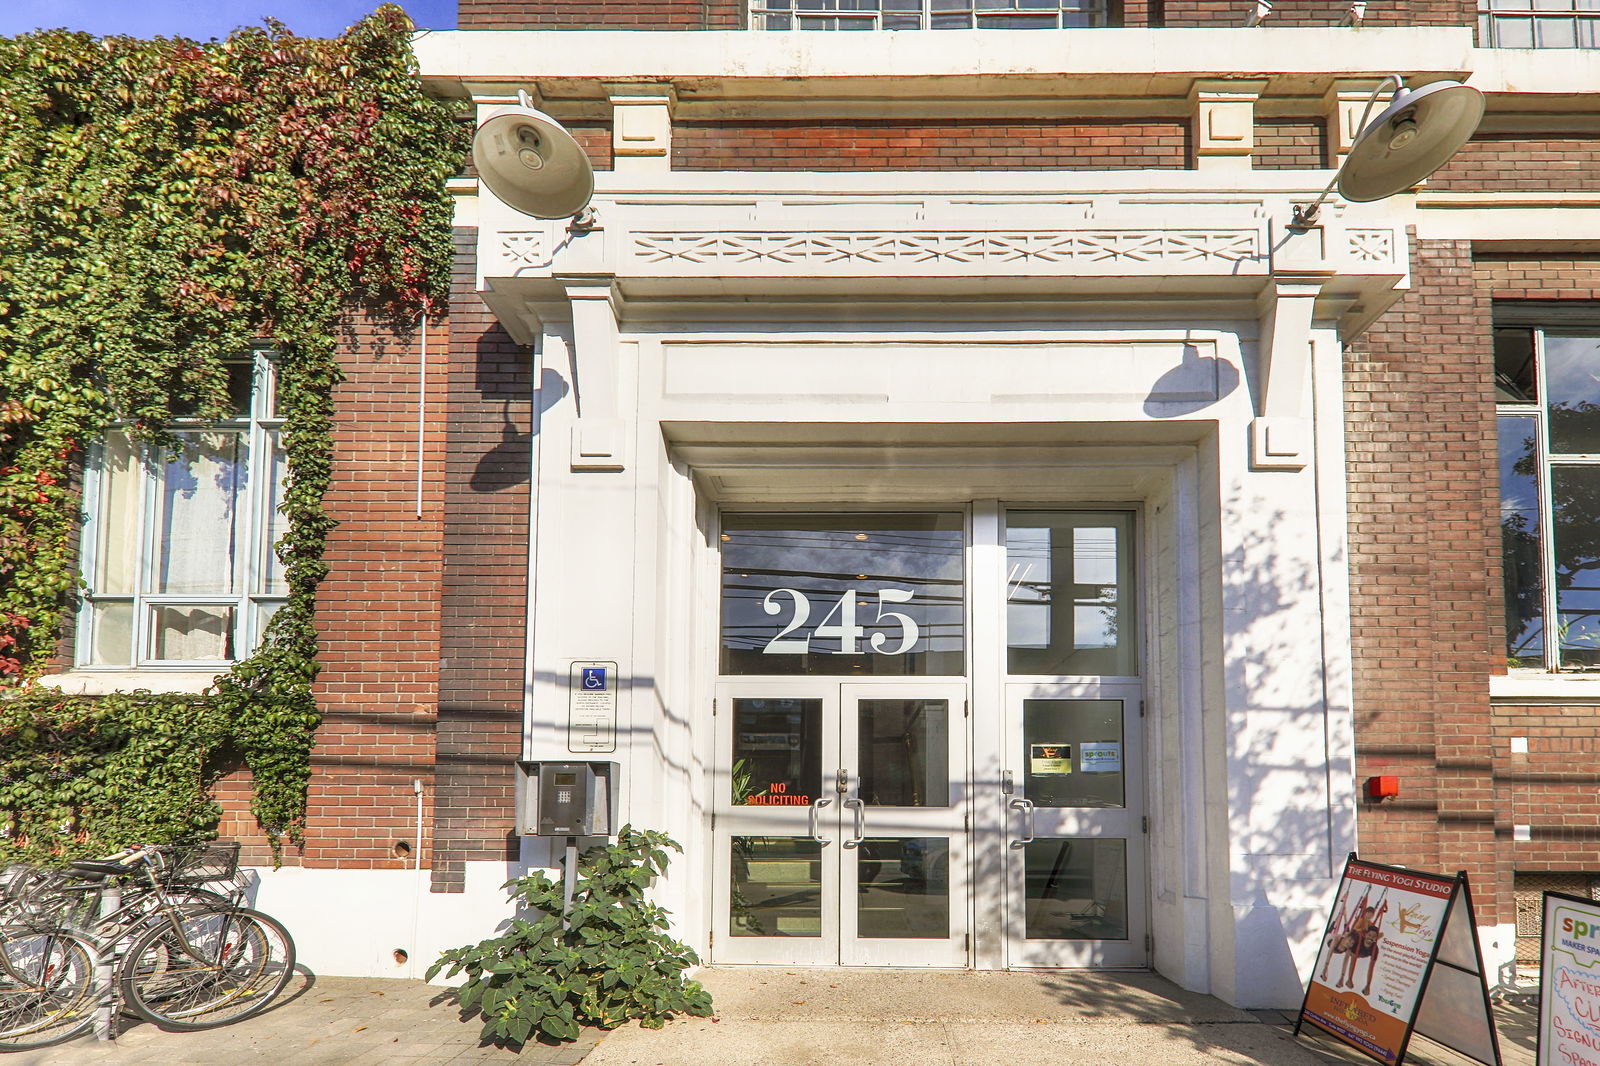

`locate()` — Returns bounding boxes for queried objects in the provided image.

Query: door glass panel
[857,838,948,939]
[720,513,965,676]
[858,699,949,807]
[731,837,823,937]
[1023,838,1127,940]
[731,699,822,806]
[1006,511,1137,676]
[1022,699,1124,808]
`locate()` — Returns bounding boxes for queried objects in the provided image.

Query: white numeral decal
[761,587,920,655]
[869,588,919,655]
[761,589,811,654]
[812,589,863,654]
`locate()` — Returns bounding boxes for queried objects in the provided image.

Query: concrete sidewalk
[8,966,1538,1066]
[6,971,599,1066]
[586,968,1538,1066]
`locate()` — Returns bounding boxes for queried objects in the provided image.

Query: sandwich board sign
[1538,891,1600,1066]
[1296,855,1502,1066]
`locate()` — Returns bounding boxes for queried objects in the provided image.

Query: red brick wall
[297,307,450,871]
[674,119,1189,170]
[1493,705,1600,871]
[1476,255,1600,886]
[1253,117,1326,170]
[1430,137,1600,193]
[432,227,533,893]
[460,0,739,28]
[1476,254,1600,301]
[1345,236,1508,923]
[564,123,614,172]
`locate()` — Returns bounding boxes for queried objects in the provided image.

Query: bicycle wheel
[120,907,294,1031]
[0,925,96,1050]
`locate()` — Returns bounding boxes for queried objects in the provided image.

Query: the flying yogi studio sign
[1296,855,1502,1066]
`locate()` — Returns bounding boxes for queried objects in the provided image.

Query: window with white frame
[1479,0,1600,48]
[750,0,1116,31]
[1497,310,1600,670]
[77,350,288,668]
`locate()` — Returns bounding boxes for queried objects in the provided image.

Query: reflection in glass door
[710,681,968,967]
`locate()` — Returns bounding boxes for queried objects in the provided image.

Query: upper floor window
[1497,312,1600,670]
[1479,0,1599,48]
[751,0,1116,30]
[76,350,288,669]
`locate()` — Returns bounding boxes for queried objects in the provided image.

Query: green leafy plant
[0,7,466,862]
[427,826,715,1046]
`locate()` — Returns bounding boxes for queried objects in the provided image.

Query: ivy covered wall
[0,6,467,861]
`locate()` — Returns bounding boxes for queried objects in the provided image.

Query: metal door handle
[843,798,865,847]
[808,797,834,846]
[1009,797,1035,849]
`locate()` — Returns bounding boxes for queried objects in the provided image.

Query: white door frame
[1001,678,1148,968]
[709,679,970,967]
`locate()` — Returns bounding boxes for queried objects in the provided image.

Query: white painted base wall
[248,861,552,983]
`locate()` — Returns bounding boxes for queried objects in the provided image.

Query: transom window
[1496,312,1600,671]
[751,0,1116,31]
[1479,0,1600,48]
[720,513,966,676]
[77,350,287,668]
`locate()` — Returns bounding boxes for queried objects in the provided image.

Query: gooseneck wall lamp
[1290,74,1485,232]
[472,91,597,228]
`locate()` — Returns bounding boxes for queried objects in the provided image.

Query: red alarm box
[1365,775,1400,801]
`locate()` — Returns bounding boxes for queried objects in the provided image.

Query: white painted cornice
[414,27,1480,105]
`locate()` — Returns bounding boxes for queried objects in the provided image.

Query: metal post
[93,882,119,1041]
[561,836,579,930]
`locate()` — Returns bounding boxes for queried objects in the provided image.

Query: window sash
[1498,326,1600,672]
[750,0,1113,29]
[77,354,287,668]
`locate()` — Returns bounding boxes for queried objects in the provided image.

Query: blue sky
[0,0,457,39]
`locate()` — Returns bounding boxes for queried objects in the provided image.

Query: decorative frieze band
[1345,228,1397,265]
[632,228,1263,267]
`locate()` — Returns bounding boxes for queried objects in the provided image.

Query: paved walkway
[9,966,1538,1066]
[586,969,1539,1066]
[7,971,599,1066]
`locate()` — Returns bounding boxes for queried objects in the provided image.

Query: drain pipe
[415,311,427,519]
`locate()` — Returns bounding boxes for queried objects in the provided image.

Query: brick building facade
[45,0,1600,1009]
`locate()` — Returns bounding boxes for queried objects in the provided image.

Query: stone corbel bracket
[508,271,626,473]
[1253,224,1334,471]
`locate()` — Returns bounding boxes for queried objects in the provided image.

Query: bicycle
[0,842,295,1052]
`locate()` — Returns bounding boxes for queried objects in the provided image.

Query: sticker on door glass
[1079,742,1122,774]
[1029,744,1073,775]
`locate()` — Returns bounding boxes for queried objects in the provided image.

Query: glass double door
[712,681,969,966]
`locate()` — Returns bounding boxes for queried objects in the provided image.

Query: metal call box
[515,761,616,837]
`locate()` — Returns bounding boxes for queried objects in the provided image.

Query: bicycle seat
[66,859,134,880]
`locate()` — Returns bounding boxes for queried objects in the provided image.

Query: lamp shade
[1336,80,1485,203]
[473,104,595,220]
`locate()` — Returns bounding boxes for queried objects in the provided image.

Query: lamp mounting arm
[1289,74,1403,233]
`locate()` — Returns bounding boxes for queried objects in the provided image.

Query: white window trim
[37,671,225,696]
[74,349,288,670]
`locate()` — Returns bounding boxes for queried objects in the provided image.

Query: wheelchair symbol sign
[581,667,607,690]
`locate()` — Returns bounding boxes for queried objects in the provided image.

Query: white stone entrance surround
[245,25,1600,1000]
